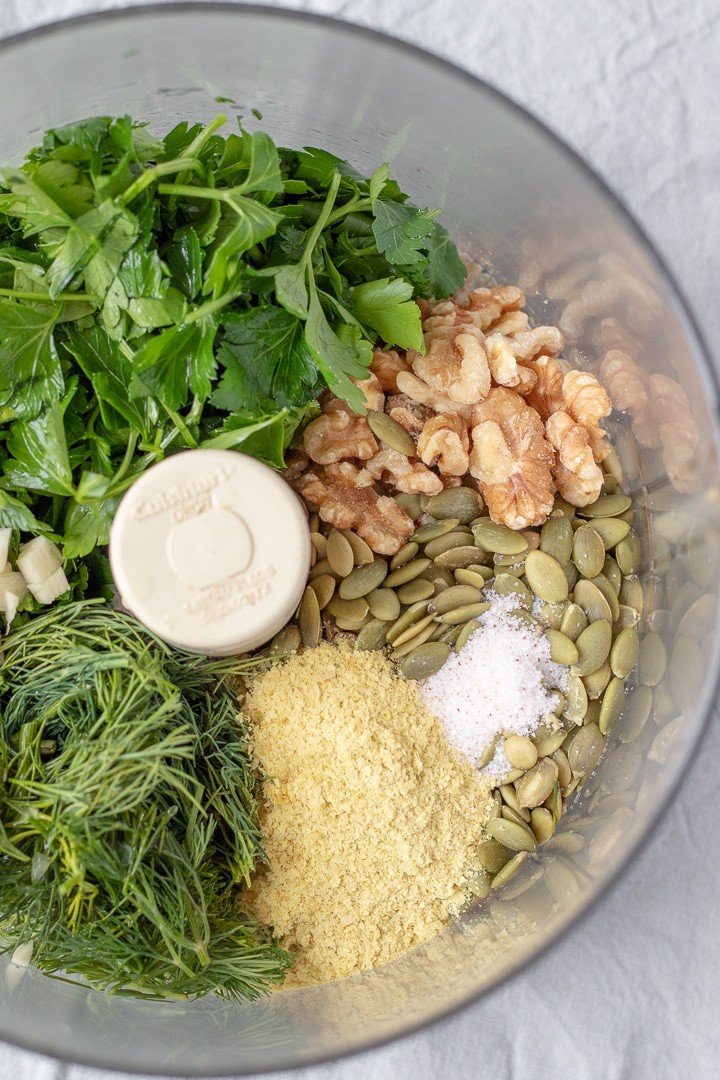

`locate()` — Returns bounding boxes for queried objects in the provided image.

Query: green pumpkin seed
[398,641,451,680]
[502,805,531,827]
[425,487,484,523]
[309,573,336,610]
[490,850,530,889]
[493,552,526,573]
[548,689,565,717]
[582,660,612,699]
[270,624,302,657]
[560,603,589,641]
[601,445,624,483]
[503,734,538,770]
[572,525,606,579]
[493,573,533,609]
[532,725,567,757]
[391,613,436,648]
[473,521,529,555]
[573,619,612,676]
[384,558,432,587]
[355,618,389,651]
[396,579,435,604]
[676,592,716,641]
[366,409,416,456]
[619,685,653,744]
[421,567,456,591]
[563,561,579,591]
[477,838,511,873]
[599,676,626,734]
[308,511,320,533]
[619,574,644,615]
[515,759,558,809]
[367,588,402,622]
[584,699,602,727]
[638,631,667,686]
[411,519,460,543]
[610,627,640,679]
[562,673,589,724]
[310,531,327,559]
[499,783,525,814]
[309,557,338,581]
[389,541,419,571]
[455,619,482,651]
[601,473,618,495]
[298,586,321,647]
[454,567,492,589]
[424,531,476,559]
[589,517,631,550]
[602,556,623,594]
[580,492,632,518]
[326,595,369,622]
[341,529,375,566]
[590,574,621,621]
[465,869,491,900]
[614,604,640,630]
[394,492,423,519]
[434,545,485,570]
[573,578,613,623]
[564,722,604,776]
[326,529,355,577]
[530,807,555,844]
[537,602,567,630]
[429,584,485,615]
[477,735,500,770]
[545,629,579,666]
[551,748,572,787]
[391,619,439,657]
[488,817,537,852]
[436,601,491,624]
[339,560,388,599]
[524,550,569,604]
[437,624,463,646]
[540,515,574,566]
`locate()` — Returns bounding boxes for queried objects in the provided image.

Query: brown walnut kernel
[365,447,444,495]
[369,348,410,393]
[469,388,556,529]
[545,411,604,506]
[303,409,378,465]
[409,324,491,405]
[295,463,413,555]
[561,369,612,462]
[417,413,471,476]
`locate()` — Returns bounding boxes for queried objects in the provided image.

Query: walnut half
[469,388,555,529]
[295,462,413,555]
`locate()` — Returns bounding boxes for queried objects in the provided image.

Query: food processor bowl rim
[0,3,717,1076]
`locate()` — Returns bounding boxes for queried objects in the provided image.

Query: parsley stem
[326,195,372,227]
[300,171,342,270]
[118,157,203,207]
[0,287,97,303]
[185,292,242,323]
[184,114,227,157]
[161,406,198,449]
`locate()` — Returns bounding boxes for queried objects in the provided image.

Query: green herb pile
[0,112,466,598]
[0,600,290,999]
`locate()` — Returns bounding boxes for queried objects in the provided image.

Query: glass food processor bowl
[0,4,718,1075]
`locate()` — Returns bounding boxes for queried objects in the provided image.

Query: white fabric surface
[1,1,719,1078]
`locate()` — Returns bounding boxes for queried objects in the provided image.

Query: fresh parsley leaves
[0,112,466,587]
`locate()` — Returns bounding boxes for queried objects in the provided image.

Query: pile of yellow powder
[245,643,491,987]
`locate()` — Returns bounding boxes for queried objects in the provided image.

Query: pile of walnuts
[288,285,614,555]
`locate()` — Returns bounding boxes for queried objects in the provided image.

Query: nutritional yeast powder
[245,643,491,987]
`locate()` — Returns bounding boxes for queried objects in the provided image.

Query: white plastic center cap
[109,449,311,656]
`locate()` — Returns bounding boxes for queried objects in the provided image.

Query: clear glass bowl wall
[0,7,718,1075]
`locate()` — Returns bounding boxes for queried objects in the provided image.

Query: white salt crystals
[420,592,568,781]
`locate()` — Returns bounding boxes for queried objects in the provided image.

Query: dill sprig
[0,600,291,1000]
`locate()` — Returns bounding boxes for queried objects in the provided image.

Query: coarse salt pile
[419,592,568,781]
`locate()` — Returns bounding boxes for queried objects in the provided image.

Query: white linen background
[0,0,719,1078]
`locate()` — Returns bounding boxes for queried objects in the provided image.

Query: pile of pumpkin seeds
[270,462,644,894]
